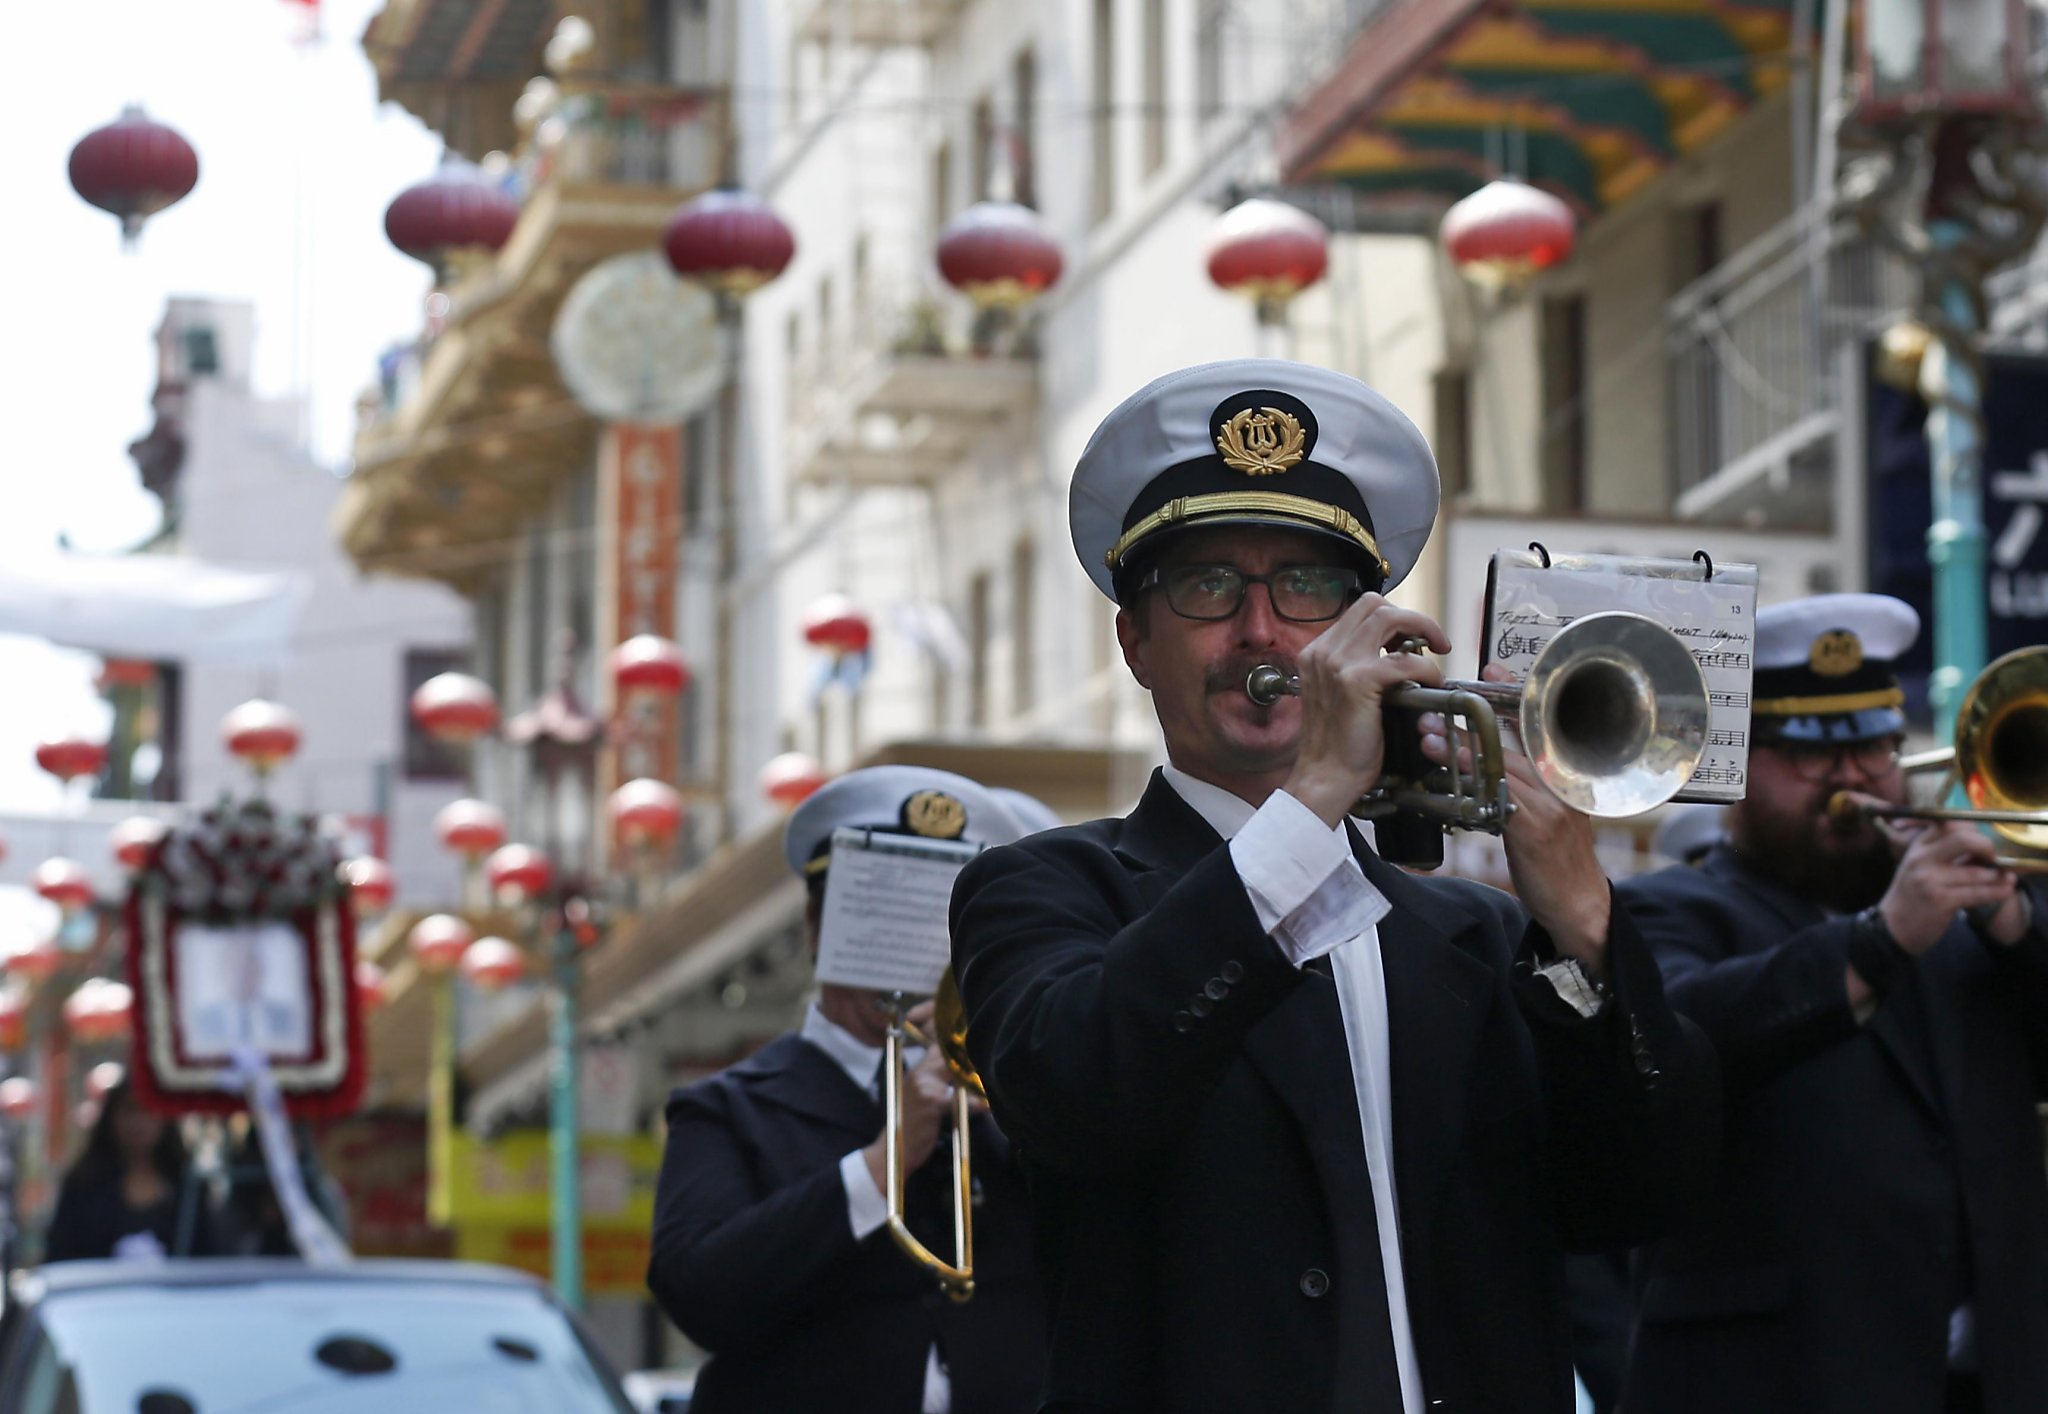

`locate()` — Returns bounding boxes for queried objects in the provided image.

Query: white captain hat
[783,765,1019,881]
[1068,358,1440,603]
[1751,593,1920,743]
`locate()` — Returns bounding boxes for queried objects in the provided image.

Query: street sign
[1865,350,2048,720]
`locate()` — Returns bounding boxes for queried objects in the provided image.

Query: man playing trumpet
[1619,594,2048,1414]
[949,359,1717,1413]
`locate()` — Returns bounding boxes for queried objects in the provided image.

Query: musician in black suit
[1619,594,2048,1414]
[949,359,1718,1413]
[648,766,1047,1414]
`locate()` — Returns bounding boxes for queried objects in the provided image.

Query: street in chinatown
[3,0,2048,1411]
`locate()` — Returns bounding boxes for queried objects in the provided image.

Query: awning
[0,554,308,666]
[1279,0,1801,215]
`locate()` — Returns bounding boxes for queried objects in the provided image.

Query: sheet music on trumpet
[814,827,982,994]
[1481,546,1759,804]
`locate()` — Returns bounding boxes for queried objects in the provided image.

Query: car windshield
[33,1275,635,1414]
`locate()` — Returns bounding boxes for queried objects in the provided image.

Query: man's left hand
[1421,664,1611,977]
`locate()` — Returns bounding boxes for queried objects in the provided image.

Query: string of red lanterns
[221,699,302,775]
[609,778,687,849]
[384,156,521,277]
[937,201,1064,309]
[434,798,508,859]
[340,857,396,918]
[459,936,528,992]
[35,733,108,787]
[109,817,168,874]
[610,635,691,700]
[407,914,476,975]
[62,979,134,1048]
[1205,197,1331,320]
[31,859,94,915]
[801,594,872,658]
[661,188,796,295]
[484,844,554,905]
[760,752,829,808]
[411,672,500,743]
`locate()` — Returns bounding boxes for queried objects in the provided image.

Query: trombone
[1245,611,1712,828]
[1825,644,2048,869]
[880,969,982,1302]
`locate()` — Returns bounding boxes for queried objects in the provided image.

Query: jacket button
[1299,1268,1330,1298]
[1204,978,1229,1001]
[1172,1010,1195,1033]
[1633,1054,1655,1076]
[1189,996,1214,1019]
[1220,961,1244,984]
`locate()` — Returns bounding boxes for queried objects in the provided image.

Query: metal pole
[548,916,583,1311]
[1921,215,1989,746]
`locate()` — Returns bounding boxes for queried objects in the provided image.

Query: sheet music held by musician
[1483,547,1759,803]
[815,827,982,994]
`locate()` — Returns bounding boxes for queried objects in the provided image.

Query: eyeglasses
[1136,563,1365,623]
[1773,737,1903,783]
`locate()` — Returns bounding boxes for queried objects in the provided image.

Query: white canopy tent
[0,554,308,666]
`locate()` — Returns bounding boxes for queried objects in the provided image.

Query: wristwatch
[1846,906,1911,998]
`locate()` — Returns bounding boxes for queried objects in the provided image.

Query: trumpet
[880,970,982,1302]
[1246,611,1711,828]
[1823,644,2048,870]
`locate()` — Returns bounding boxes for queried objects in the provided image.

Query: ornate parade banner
[122,799,365,1118]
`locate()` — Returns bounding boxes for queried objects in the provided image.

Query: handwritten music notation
[1708,728,1747,748]
[1692,649,1752,671]
[1711,691,1750,710]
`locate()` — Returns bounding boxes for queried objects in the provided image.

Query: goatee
[1735,809,1895,913]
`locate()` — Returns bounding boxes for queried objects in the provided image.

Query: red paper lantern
[32,858,94,914]
[3,937,64,987]
[1440,178,1577,287]
[801,594,872,657]
[339,856,396,917]
[610,778,687,847]
[356,959,389,1016]
[63,978,134,1047]
[109,816,167,873]
[0,992,26,1053]
[222,699,302,772]
[85,1060,125,1102]
[484,844,554,903]
[459,936,527,992]
[1205,198,1330,310]
[610,635,691,699]
[0,1077,36,1121]
[35,733,108,785]
[760,752,829,808]
[410,672,499,743]
[661,188,795,296]
[937,200,1064,308]
[434,798,508,858]
[384,156,520,271]
[408,913,476,974]
[68,105,199,244]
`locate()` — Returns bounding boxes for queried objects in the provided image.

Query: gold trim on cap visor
[1104,492,1390,580]
[1752,687,1905,717]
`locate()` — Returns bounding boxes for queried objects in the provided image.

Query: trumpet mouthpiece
[1246,665,1298,707]
[1826,792,1867,825]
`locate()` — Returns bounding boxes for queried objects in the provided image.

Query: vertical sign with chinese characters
[598,424,684,788]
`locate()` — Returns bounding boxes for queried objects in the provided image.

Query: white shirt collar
[800,1001,884,1093]
[1159,764,1261,840]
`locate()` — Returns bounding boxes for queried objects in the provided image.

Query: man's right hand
[1877,817,2017,954]
[1282,593,1452,829]
[863,1044,955,1192]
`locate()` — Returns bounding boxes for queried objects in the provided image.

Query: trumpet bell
[1521,612,1711,818]
[1956,646,2048,851]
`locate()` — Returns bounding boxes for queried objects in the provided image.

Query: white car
[0,1258,637,1412]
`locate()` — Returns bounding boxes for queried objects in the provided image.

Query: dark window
[403,648,472,781]
[1141,0,1167,176]
[1091,0,1116,226]
[968,571,992,729]
[182,326,219,376]
[1012,539,1036,716]
[1012,48,1038,208]
[1433,368,1472,500]
[1540,295,1588,512]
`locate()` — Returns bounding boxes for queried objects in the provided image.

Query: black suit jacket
[1618,847,2048,1414]
[948,772,1717,1414]
[648,1031,1046,1414]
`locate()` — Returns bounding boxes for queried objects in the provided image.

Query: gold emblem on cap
[903,790,967,840]
[1216,407,1306,476]
[1810,629,1863,677]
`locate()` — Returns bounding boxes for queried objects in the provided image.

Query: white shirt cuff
[839,1148,889,1239]
[1231,790,1392,965]
[1536,958,1607,1018]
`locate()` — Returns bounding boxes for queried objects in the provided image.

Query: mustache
[1208,655,1293,697]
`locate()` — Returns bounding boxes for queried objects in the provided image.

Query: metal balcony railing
[1666,205,1916,499]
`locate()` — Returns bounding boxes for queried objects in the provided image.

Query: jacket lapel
[739,1034,883,1139]
[1705,846,1947,1121]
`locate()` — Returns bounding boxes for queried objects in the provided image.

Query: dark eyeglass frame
[1771,735,1904,783]
[1134,562,1367,623]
